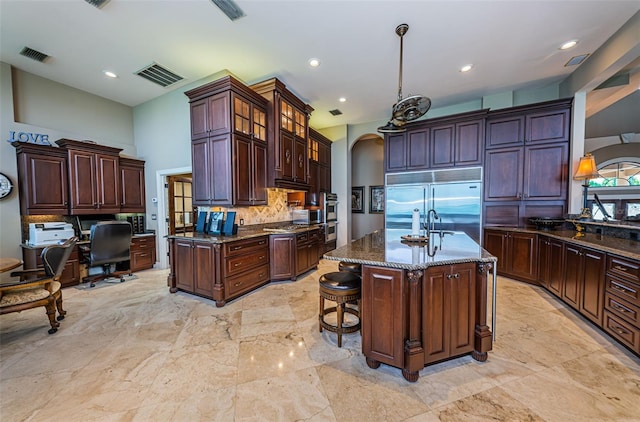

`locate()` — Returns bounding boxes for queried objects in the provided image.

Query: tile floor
[1,259,640,421]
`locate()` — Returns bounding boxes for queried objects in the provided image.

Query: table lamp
[573,152,600,220]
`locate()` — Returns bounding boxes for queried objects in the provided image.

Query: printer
[28,222,76,246]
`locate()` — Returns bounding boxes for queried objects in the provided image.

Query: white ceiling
[1,0,638,130]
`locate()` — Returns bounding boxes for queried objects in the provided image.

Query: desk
[0,258,22,273]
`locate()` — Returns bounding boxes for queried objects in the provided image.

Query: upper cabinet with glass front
[250,77,314,190]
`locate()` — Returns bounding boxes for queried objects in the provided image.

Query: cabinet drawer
[224,236,269,256]
[607,255,640,283]
[296,232,308,243]
[307,230,320,242]
[603,310,640,352]
[131,236,155,251]
[606,275,640,307]
[605,292,640,327]
[132,250,155,270]
[224,249,269,276]
[226,264,270,297]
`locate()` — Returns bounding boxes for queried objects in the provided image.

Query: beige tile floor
[1,259,640,421]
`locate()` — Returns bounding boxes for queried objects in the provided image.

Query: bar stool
[338,261,362,277]
[319,271,361,347]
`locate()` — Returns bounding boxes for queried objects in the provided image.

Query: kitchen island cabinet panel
[361,265,405,369]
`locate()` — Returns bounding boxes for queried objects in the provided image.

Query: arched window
[589,161,640,187]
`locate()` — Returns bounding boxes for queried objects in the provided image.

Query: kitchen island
[324,229,496,382]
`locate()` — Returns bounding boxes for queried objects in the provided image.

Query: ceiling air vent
[565,54,590,67]
[135,63,184,88]
[84,0,111,8]
[20,47,50,63]
[329,109,343,116]
[210,0,245,21]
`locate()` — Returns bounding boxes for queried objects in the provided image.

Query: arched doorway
[351,134,384,240]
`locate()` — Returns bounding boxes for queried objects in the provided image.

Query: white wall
[351,137,384,239]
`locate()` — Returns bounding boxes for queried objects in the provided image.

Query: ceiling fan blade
[392,95,431,122]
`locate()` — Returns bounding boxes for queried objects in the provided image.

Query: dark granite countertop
[324,229,496,270]
[166,224,322,244]
[486,227,640,260]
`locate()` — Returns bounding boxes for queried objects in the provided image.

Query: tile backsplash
[200,188,297,225]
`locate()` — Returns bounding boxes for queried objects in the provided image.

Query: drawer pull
[231,246,243,251]
[259,240,266,245]
[259,256,265,260]
[613,265,629,272]
[234,281,243,287]
[611,303,630,314]
[259,273,265,278]
[611,283,632,294]
[614,325,630,335]
[139,253,148,257]
[234,262,242,267]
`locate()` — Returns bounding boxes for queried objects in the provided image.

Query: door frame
[156,166,191,269]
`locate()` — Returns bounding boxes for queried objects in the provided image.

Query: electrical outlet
[239,218,244,225]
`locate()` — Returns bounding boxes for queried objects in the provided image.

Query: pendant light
[378,24,431,134]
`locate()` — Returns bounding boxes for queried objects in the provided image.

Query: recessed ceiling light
[104,70,117,78]
[308,58,320,67]
[560,40,578,50]
[460,64,473,72]
[339,97,346,103]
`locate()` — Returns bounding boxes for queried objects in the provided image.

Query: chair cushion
[319,271,361,290]
[0,281,60,308]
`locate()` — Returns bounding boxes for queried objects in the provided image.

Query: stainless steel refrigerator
[385,167,483,243]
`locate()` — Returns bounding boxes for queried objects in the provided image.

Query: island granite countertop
[166,223,322,244]
[324,229,496,270]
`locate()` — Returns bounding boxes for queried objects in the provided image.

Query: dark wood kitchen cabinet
[562,243,606,326]
[171,238,219,297]
[537,235,564,296]
[269,234,296,281]
[119,157,146,213]
[383,109,487,173]
[250,77,314,191]
[306,128,332,205]
[485,101,570,149]
[483,99,571,228]
[55,139,122,215]
[429,119,484,168]
[361,265,406,369]
[130,235,156,272]
[603,255,640,353]
[185,76,269,206]
[422,263,476,364]
[221,236,270,305]
[13,142,69,215]
[296,229,320,276]
[483,229,537,283]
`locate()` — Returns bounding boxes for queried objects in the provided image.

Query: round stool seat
[338,261,362,275]
[319,271,361,348]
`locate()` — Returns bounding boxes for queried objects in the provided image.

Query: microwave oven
[308,209,323,224]
[292,209,310,225]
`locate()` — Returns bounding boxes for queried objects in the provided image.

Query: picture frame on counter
[352,186,364,213]
[369,185,384,214]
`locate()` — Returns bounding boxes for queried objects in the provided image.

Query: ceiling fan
[378,24,431,134]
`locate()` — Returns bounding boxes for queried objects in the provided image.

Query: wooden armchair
[0,237,77,334]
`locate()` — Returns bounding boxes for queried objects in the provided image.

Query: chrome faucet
[427,208,439,233]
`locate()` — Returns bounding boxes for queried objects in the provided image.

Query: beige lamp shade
[573,153,600,180]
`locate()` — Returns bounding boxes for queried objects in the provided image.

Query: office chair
[81,221,133,288]
[3,237,78,333]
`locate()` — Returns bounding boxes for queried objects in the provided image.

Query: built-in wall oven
[325,221,337,243]
[321,193,338,222]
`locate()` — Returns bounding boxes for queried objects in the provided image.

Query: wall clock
[0,172,14,199]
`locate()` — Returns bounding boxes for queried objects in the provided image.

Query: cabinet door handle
[446,274,452,279]
[454,273,460,279]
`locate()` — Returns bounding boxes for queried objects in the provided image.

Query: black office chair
[81,221,133,287]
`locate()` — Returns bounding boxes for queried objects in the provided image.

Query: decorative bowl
[528,217,565,231]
